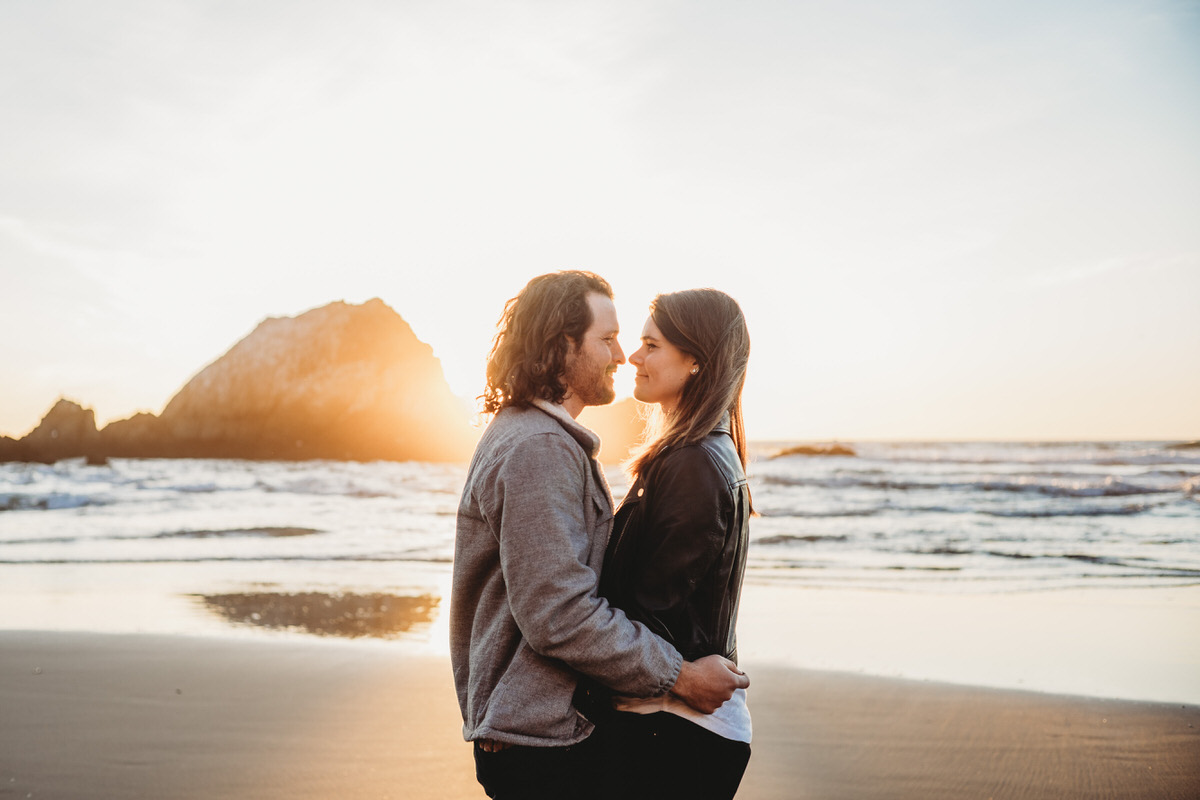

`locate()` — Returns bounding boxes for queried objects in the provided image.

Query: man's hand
[670,654,750,714]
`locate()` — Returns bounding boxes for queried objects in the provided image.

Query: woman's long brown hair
[627,288,751,485]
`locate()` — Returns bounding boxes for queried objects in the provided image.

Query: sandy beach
[2,442,1198,799]
[2,629,1197,800]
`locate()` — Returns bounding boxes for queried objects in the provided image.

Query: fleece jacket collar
[531,399,601,458]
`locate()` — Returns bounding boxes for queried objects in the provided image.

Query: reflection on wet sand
[194,591,439,639]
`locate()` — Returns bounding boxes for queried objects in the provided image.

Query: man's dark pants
[474,734,602,800]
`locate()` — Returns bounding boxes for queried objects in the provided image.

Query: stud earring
[690,366,698,375]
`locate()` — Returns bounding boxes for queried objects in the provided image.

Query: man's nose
[612,341,626,364]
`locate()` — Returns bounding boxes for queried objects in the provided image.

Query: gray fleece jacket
[450,400,683,746]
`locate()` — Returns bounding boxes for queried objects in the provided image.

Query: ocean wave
[257,480,394,499]
[154,527,321,539]
[873,454,1200,468]
[1092,454,1200,467]
[3,452,1195,592]
[805,443,1199,468]
[144,481,225,494]
[755,534,852,545]
[979,478,1180,498]
[754,473,1180,498]
[0,554,454,565]
[748,496,1177,520]
[910,546,973,556]
[0,459,451,505]
[792,442,1200,467]
[0,493,108,512]
[756,508,880,519]
[0,527,323,547]
[979,504,1151,518]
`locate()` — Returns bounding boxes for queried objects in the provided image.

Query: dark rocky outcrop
[98,412,166,457]
[770,442,856,458]
[0,399,105,464]
[1,299,477,464]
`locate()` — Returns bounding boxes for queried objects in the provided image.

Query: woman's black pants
[592,710,751,799]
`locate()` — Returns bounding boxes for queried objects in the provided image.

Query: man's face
[563,292,625,413]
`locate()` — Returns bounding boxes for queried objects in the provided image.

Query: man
[451,271,749,799]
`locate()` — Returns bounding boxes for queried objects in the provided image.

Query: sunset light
[2,1,1196,443]
[2,5,1199,798]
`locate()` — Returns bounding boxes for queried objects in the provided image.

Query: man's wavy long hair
[480,271,613,415]
[628,289,751,484]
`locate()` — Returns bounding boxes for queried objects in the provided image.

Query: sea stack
[1,299,477,463]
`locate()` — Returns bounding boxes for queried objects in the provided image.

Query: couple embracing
[451,271,753,800]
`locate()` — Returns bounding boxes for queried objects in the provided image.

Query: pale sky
[2,0,1198,442]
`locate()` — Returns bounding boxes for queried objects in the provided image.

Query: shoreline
[2,561,1198,705]
[2,630,1197,800]
[737,579,1200,706]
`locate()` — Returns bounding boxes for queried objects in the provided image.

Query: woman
[597,288,753,799]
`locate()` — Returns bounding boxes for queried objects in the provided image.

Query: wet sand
[2,631,1197,799]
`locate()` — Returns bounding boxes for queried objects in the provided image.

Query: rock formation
[0,399,104,464]
[770,442,856,458]
[0,299,477,463]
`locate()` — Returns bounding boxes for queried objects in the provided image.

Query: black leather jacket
[600,421,751,663]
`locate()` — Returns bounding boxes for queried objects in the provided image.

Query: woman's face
[629,316,698,414]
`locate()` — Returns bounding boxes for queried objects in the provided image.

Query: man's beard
[564,349,616,407]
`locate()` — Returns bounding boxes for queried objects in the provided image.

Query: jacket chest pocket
[584,492,614,566]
